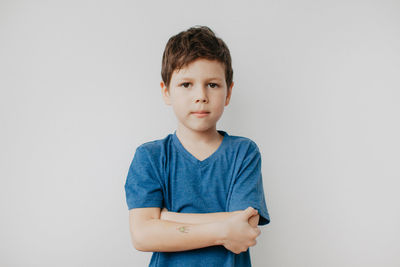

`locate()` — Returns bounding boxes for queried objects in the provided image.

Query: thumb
[244,207,258,218]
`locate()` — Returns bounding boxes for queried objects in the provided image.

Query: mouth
[192,109,210,114]
[191,112,210,117]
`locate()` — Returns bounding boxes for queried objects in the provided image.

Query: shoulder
[135,133,173,157]
[226,133,260,154]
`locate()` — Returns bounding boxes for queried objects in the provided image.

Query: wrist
[215,210,240,246]
[213,220,228,246]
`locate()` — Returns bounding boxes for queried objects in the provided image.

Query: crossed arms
[129,207,261,254]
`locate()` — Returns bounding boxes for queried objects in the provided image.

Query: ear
[160,81,172,105]
[224,81,234,106]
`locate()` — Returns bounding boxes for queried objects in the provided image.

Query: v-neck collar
[172,130,228,166]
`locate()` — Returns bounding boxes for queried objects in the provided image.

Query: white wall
[1,0,399,266]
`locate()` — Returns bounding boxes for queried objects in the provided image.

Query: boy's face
[161,58,233,134]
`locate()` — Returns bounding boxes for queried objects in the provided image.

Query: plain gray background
[1,0,399,266]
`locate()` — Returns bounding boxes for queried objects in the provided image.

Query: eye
[208,83,219,88]
[180,82,191,88]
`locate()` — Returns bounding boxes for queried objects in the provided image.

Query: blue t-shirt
[124,130,270,267]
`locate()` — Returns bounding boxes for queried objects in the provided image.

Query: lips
[192,111,210,114]
[191,111,210,118]
[192,113,209,118]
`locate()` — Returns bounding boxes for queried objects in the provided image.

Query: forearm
[161,210,240,224]
[133,218,225,252]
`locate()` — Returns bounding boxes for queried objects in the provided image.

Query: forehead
[172,58,225,80]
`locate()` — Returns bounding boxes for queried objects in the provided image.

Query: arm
[130,207,224,252]
[161,208,260,227]
[227,142,270,226]
[129,207,260,254]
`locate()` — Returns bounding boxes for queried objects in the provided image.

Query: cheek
[214,92,228,105]
[172,99,189,115]
[215,89,227,98]
[177,99,189,109]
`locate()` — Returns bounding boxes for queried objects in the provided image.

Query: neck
[176,125,222,145]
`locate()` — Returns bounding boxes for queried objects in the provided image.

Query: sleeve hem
[127,200,164,210]
[258,214,270,226]
[228,205,270,226]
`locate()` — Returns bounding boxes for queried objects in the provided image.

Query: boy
[124,25,270,267]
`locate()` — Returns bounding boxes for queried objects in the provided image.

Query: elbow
[131,227,153,252]
[131,235,143,251]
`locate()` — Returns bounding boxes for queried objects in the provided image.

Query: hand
[220,207,261,254]
[248,213,260,228]
[160,207,169,220]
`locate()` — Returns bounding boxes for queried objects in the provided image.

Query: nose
[194,86,209,103]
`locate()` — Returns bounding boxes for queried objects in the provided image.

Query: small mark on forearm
[177,226,189,233]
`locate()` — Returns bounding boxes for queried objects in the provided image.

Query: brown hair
[161,25,233,90]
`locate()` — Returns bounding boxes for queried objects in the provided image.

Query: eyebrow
[179,77,223,81]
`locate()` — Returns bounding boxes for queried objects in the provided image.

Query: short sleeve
[227,141,270,225]
[124,146,164,210]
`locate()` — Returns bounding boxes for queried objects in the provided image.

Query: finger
[255,227,261,236]
[252,226,260,234]
[246,206,254,212]
[245,207,257,218]
[251,207,258,215]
